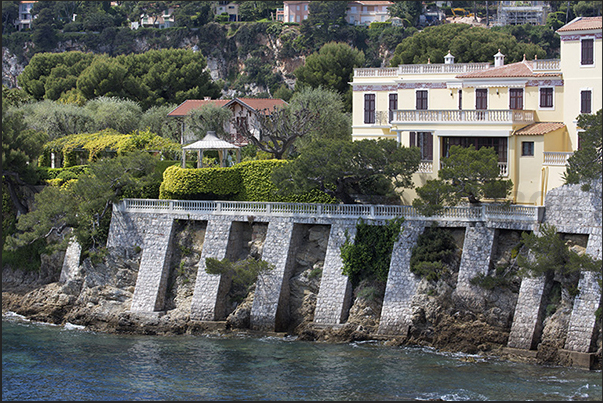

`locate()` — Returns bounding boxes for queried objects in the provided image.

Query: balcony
[544,152,573,165]
[392,109,535,124]
[354,63,491,77]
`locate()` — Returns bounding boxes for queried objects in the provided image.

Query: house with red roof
[351,16,602,206]
[167,97,288,147]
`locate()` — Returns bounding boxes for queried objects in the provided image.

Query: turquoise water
[2,315,602,401]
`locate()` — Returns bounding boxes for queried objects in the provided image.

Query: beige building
[282,1,392,25]
[351,16,602,206]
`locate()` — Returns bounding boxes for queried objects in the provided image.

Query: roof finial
[522,53,526,61]
[427,57,431,64]
[534,54,538,60]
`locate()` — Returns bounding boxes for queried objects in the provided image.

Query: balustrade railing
[532,59,561,71]
[544,151,573,165]
[354,63,491,78]
[115,199,544,222]
[393,109,534,124]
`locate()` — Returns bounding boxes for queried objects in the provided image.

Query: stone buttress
[377,221,425,336]
[313,221,357,326]
[190,217,232,321]
[130,217,175,312]
[454,223,496,309]
[250,220,297,332]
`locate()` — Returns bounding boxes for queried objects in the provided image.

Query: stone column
[130,217,175,312]
[564,231,602,353]
[377,221,425,336]
[190,218,233,321]
[313,221,357,325]
[59,236,82,284]
[507,274,548,350]
[454,223,496,309]
[250,220,296,332]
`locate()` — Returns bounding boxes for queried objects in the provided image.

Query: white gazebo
[182,131,241,168]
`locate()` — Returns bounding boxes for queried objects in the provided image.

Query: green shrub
[410,223,457,281]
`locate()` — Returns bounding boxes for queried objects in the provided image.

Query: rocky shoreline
[3,245,601,371]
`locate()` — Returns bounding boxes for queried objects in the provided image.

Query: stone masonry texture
[378,221,426,335]
[106,179,601,352]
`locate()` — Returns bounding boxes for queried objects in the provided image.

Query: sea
[2,313,602,401]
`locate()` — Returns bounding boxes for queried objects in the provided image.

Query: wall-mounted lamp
[496,89,499,95]
[450,89,454,96]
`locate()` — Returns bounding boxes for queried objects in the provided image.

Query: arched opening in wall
[409,223,464,288]
[283,224,330,334]
[341,218,403,332]
[470,228,526,330]
[164,219,207,312]
[535,232,588,349]
[221,220,269,323]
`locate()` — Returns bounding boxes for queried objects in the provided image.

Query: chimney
[444,50,455,65]
[494,49,505,67]
[204,96,211,101]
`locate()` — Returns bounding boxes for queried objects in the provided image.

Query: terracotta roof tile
[167,98,287,117]
[557,16,602,33]
[456,60,561,79]
[167,99,230,117]
[514,122,566,136]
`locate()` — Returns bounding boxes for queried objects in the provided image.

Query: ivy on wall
[340,217,404,287]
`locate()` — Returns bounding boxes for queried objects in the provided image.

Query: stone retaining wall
[103,181,601,353]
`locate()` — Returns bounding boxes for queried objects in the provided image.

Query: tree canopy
[412,145,513,216]
[294,41,365,112]
[17,49,221,110]
[5,151,163,253]
[390,23,546,66]
[233,102,320,160]
[563,109,602,191]
[271,138,421,204]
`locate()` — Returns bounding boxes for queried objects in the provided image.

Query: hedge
[159,159,337,204]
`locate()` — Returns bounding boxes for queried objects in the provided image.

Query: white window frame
[538,86,555,110]
[580,36,595,68]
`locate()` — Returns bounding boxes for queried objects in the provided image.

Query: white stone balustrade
[393,109,535,124]
[115,198,545,223]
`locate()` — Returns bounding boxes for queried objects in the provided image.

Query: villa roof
[456,59,562,79]
[514,122,566,136]
[557,16,602,33]
[167,97,287,117]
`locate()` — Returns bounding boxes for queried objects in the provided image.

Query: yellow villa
[351,16,602,206]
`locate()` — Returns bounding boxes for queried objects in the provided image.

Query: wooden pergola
[181,131,241,168]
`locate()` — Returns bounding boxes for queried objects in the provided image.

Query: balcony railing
[439,161,508,177]
[115,198,544,223]
[392,109,535,124]
[532,59,560,71]
[417,161,433,173]
[544,152,573,165]
[354,63,491,77]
